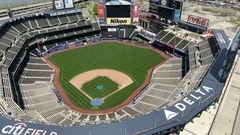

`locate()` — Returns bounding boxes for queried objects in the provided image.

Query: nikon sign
[107,18,131,24]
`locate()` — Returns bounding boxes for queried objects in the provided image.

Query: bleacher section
[0,12,103,126]
[129,36,219,113]
[139,29,155,41]
[19,82,58,112]
[130,57,183,113]
[176,37,219,99]
[155,30,190,51]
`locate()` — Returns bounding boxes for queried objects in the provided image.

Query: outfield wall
[40,37,152,57]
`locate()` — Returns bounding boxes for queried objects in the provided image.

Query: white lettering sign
[1,123,57,135]
[174,86,213,112]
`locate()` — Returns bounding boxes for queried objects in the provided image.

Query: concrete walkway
[208,55,240,135]
[181,52,240,135]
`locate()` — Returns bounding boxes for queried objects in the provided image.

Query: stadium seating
[0,11,104,126]
[173,37,219,102]
[129,57,183,113]
[129,36,219,113]
[0,5,221,127]
[20,82,59,112]
[139,29,156,41]
[155,30,190,51]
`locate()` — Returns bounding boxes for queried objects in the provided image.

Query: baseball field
[48,42,165,110]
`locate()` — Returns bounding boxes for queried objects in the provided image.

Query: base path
[70,69,133,100]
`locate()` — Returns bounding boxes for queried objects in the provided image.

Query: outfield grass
[82,76,118,98]
[48,42,165,110]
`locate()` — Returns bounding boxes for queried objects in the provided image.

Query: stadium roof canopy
[178,20,208,31]
[212,29,231,50]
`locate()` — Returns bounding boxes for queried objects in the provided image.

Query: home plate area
[90,98,103,107]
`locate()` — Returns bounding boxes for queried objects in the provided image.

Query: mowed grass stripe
[62,82,91,109]
[82,77,118,98]
[49,42,165,110]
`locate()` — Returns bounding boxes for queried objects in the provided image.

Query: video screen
[106,5,130,18]
[157,6,174,22]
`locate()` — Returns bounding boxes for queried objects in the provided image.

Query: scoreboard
[106,5,131,18]
[149,0,183,23]
[149,0,182,10]
[98,0,140,25]
[105,0,131,24]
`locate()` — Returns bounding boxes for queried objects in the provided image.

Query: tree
[93,3,98,16]
[140,0,144,5]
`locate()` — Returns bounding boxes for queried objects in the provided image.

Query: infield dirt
[70,69,133,100]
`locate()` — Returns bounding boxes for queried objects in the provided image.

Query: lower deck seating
[16,55,54,84]
[20,82,59,112]
[132,57,183,113]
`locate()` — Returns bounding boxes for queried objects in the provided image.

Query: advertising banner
[187,14,209,27]
[98,4,104,18]
[108,28,117,32]
[54,0,64,10]
[216,33,226,44]
[133,4,140,23]
[99,18,105,24]
[106,18,131,24]
[174,9,180,22]
[64,0,74,8]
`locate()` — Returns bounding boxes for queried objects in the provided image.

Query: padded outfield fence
[40,37,152,57]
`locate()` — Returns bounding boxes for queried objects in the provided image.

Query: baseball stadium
[0,0,239,135]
